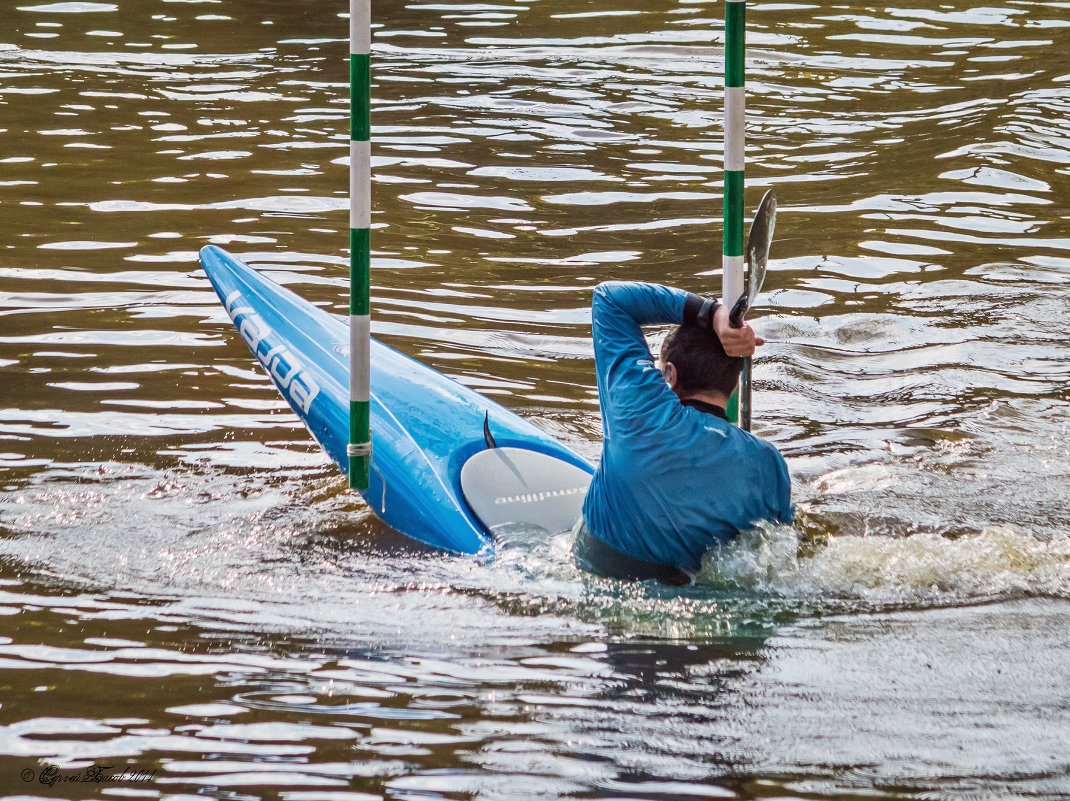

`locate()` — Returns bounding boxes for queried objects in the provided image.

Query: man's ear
[662,362,677,390]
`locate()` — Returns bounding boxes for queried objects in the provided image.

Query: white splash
[698,523,1070,603]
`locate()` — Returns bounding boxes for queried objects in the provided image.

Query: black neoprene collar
[680,397,729,421]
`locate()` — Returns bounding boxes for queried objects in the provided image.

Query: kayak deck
[199,246,593,554]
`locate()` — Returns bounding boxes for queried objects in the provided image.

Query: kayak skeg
[199,245,593,554]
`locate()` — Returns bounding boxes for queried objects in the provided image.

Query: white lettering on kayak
[493,486,586,506]
[224,290,321,414]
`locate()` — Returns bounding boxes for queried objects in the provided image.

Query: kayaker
[572,281,793,585]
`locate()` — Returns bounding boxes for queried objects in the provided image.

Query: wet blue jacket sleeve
[591,281,697,441]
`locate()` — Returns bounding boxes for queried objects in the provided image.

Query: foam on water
[699,521,1070,605]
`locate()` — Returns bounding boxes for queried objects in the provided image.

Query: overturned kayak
[199,246,593,554]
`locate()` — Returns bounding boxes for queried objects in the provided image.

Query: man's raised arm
[590,281,762,429]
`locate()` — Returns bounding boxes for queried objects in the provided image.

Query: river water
[1,0,1068,798]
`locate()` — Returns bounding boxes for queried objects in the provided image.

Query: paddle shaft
[730,296,753,431]
[738,358,752,430]
[348,0,371,489]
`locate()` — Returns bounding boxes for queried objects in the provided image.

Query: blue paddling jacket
[580,281,793,571]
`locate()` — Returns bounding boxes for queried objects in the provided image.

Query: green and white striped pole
[348,0,371,490]
[723,0,746,425]
[723,0,746,312]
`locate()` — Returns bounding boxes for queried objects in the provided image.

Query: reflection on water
[1,0,1069,797]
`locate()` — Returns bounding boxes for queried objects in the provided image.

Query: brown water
[1,0,1069,798]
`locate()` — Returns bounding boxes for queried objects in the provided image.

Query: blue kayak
[199,246,593,554]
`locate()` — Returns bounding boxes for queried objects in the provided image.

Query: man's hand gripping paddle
[729,189,776,432]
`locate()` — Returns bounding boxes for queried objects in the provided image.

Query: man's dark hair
[661,324,742,397]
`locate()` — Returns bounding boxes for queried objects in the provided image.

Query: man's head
[660,324,742,401]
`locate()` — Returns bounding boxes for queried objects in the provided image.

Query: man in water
[573,281,793,585]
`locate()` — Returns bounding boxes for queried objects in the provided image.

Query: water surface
[1,0,1068,798]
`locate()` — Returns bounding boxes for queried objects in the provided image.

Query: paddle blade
[746,189,777,301]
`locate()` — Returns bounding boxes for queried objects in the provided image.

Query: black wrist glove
[696,298,719,330]
[684,293,720,330]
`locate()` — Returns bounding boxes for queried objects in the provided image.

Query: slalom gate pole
[723,0,746,426]
[348,0,371,490]
[723,0,745,308]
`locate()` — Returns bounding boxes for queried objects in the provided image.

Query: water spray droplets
[698,522,1070,606]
